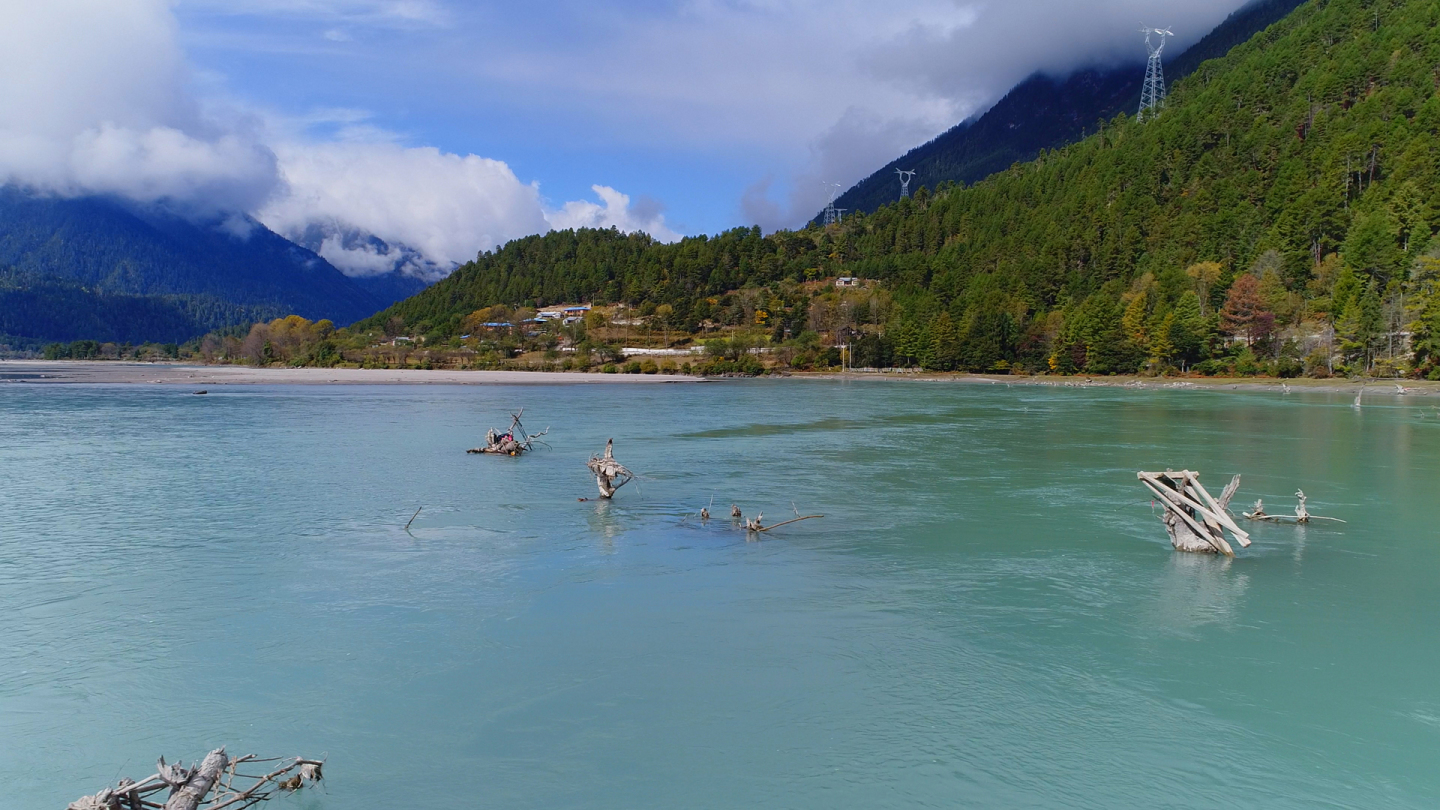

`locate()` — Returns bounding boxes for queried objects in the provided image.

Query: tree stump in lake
[587,439,634,499]
[1138,471,1250,556]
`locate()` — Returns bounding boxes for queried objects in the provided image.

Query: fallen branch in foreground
[68,749,323,810]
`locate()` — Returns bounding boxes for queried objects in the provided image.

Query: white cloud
[0,0,678,281]
[0,0,279,212]
[69,125,278,211]
[547,186,680,243]
[257,139,680,277]
[258,139,549,272]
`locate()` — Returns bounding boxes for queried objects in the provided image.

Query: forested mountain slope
[0,189,384,343]
[826,0,1309,219]
[0,267,279,346]
[361,0,1440,378]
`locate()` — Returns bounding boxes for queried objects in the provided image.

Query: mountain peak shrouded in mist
[818,0,1308,224]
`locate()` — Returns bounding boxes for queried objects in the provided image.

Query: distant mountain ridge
[287,221,437,307]
[0,188,387,344]
[824,0,1308,221]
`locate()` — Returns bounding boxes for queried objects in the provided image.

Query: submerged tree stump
[1138,471,1251,556]
[587,439,634,499]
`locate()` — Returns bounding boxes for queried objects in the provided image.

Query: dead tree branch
[69,751,323,810]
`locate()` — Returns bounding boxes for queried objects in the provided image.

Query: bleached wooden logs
[163,749,228,810]
[1138,471,1251,556]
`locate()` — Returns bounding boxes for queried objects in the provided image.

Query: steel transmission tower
[1138,27,1173,121]
[895,169,916,200]
[822,183,844,226]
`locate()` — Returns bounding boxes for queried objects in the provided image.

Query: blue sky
[2,0,1250,276]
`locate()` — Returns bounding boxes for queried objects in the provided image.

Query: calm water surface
[1,380,1437,808]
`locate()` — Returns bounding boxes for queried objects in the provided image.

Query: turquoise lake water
[2,380,1438,808]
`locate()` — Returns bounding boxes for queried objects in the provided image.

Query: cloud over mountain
[0,0,278,213]
[0,0,676,280]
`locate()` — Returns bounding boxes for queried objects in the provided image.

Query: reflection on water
[1149,553,1250,635]
[2,381,1439,809]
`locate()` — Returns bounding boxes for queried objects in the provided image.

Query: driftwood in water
[1138,471,1250,556]
[468,408,549,456]
[69,750,323,810]
[746,503,824,534]
[586,439,634,499]
[1246,489,1346,524]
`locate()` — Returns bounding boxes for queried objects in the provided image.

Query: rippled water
[2,380,1438,808]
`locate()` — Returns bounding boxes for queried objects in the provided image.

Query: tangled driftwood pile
[68,748,322,810]
[468,409,549,456]
[1138,470,1251,556]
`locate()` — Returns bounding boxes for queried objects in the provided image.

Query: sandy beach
[3,360,1436,396]
[0,361,697,386]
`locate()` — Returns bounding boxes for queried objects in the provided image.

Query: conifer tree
[1220,275,1273,346]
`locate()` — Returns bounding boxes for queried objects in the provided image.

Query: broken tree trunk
[70,751,323,810]
[1138,471,1251,556]
[164,749,228,810]
[586,439,634,499]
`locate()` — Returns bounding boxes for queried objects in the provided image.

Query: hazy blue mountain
[0,187,385,343]
[824,0,1307,221]
[287,222,438,307]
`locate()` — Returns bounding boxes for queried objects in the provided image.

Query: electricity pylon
[822,182,844,226]
[896,169,916,200]
[1138,27,1173,121]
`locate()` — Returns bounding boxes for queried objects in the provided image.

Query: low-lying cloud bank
[0,0,676,283]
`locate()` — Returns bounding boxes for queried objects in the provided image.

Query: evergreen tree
[1220,275,1273,346]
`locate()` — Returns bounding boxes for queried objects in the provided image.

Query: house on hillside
[835,277,859,288]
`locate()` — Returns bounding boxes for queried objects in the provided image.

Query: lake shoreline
[4,359,1436,395]
[0,360,697,386]
[797,371,1440,395]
